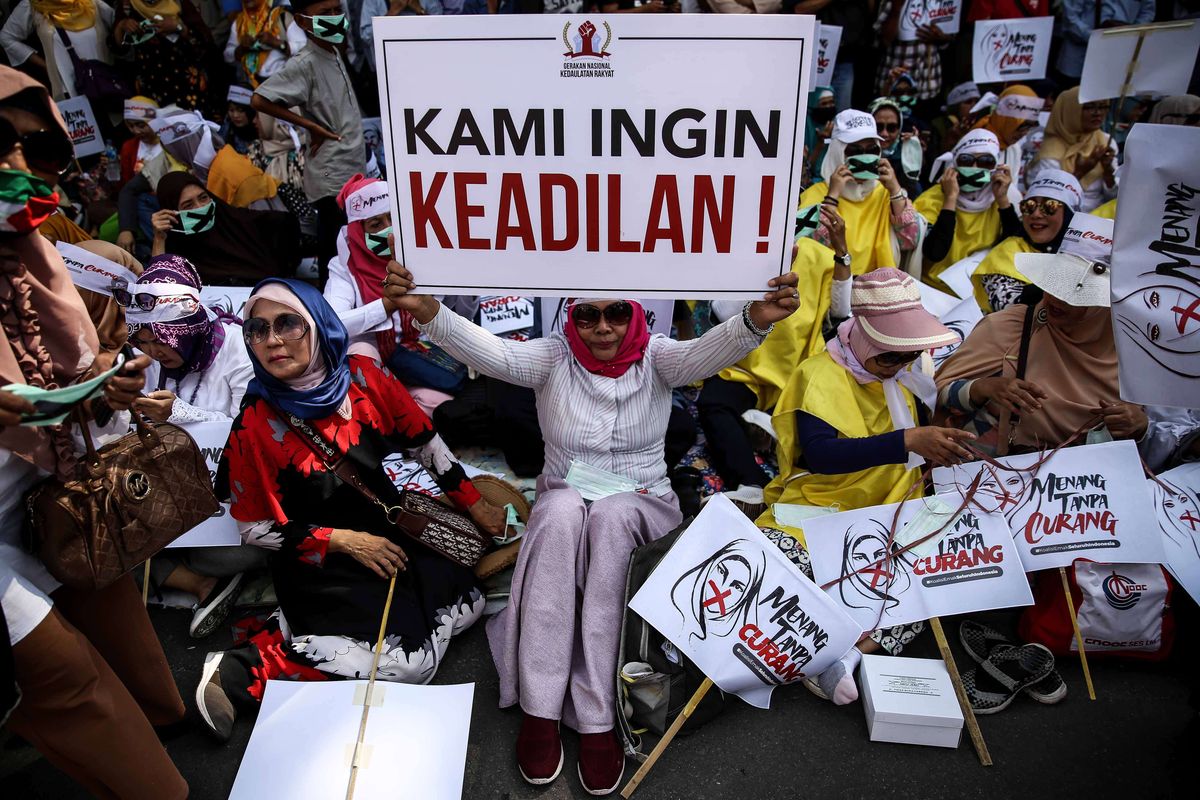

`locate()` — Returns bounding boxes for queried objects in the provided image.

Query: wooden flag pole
[141,559,151,606]
[620,677,714,799]
[929,617,992,767]
[345,573,398,800]
[1058,566,1097,701]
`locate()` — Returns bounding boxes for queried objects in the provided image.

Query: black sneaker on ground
[962,643,1056,715]
[189,573,245,639]
[960,619,1067,704]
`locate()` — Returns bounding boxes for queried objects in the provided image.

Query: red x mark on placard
[1173,297,1200,335]
[703,579,731,615]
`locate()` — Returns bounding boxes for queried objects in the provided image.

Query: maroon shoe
[516,714,563,785]
[578,729,625,796]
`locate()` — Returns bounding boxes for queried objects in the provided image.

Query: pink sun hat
[851,268,961,352]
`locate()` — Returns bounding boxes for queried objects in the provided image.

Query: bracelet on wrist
[741,301,774,338]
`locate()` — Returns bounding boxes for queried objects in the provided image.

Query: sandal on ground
[960,620,1067,705]
[962,643,1055,715]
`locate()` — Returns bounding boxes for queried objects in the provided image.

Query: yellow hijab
[30,0,96,31]
[1040,87,1111,189]
[130,0,182,19]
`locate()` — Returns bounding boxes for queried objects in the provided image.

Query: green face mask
[176,202,216,235]
[365,226,392,258]
[897,95,917,110]
[302,13,348,44]
[846,154,880,181]
[956,166,993,190]
[0,168,57,234]
[794,204,820,240]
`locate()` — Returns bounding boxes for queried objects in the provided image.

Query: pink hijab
[563,299,650,378]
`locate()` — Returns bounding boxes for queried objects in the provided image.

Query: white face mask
[901,137,924,179]
[564,460,639,501]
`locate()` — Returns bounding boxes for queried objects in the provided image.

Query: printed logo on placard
[560,21,614,79]
[1102,572,1147,610]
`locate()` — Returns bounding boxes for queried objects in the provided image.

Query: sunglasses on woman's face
[876,121,900,134]
[112,286,158,311]
[0,118,74,176]
[243,313,310,345]
[956,154,997,169]
[1020,198,1064,217]
[876,350,921,367]
[571,301,634,329]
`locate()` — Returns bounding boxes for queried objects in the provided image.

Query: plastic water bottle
[104,141,121,182]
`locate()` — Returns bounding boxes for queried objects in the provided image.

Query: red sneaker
[578,729,625,796]
[516,714,562,785]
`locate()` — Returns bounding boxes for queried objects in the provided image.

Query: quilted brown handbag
[26,412,220,591]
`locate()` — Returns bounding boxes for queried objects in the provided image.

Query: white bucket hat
[1016,214,1114,308]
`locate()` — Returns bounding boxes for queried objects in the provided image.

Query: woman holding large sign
[384,259,799,795]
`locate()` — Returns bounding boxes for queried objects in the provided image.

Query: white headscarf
[928,129,1017,214]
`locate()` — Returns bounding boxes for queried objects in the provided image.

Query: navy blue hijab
[243,278,352,420]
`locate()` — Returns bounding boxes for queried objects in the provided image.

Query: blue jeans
[831,62,854,112]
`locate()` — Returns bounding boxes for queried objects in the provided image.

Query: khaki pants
[8,574,188,800]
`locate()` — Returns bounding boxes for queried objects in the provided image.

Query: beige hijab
[935,301,1119,449]
[1038,87,1111,189]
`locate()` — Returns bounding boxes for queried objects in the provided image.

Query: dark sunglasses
[876,350,921,367]
[1020,198,1064,217]
[112,285,158,311]
[956,154,997,169]
[243,313,311,345]
[571,301,634,329]
[876,122,900,134]
[0,118,74,176]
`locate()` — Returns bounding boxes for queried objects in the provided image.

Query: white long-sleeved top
[0,0,114,99]
[142,328,254,424]
[418,303,763,494]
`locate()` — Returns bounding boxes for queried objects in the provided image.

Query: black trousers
[312,194,346,286]
[697,376,768,490]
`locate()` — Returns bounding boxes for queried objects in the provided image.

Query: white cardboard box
[860,654,964,749]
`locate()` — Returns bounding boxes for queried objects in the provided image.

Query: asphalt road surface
[2,604,1194,799]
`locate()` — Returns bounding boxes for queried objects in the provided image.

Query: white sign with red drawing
[932,440,1165,572]
[629,494,861,709]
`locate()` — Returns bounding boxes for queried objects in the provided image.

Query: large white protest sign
[1079,21,1200,103]
[56,95,104,158]
[931,296,983,370]
[539,296,674,337]
[804,500,1034,634]
[169,420,240,548]
[1148,462,1200,605]
[972,16,1054,84]
[374,15,814,299]
[56,241,137,296]
[933,440,1165,571]
[199,286,253,320]
[229,680,474,800]
[815,24,842,84]
[898,0,962,43]
[628,494,860,709]
[1110,124,1200,409]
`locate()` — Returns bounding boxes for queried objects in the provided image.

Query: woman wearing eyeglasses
[754,268,972,707]
[194,278,506,742]
[383,258,799,794]
[914,129,1023,294]
[1027,87,1118,213]
[150,171,301,286]
[970,169,1082,313]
